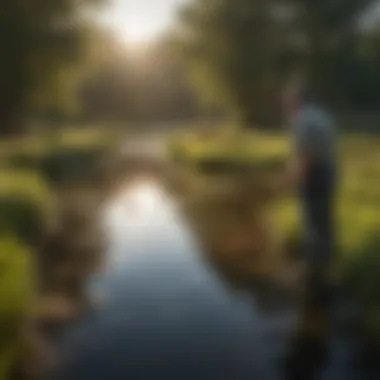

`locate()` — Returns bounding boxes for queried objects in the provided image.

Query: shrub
[0,171,55,245]
[2,137,47,172]
[168,142,188,164]
[40,144,110,186]
[7,152,43,172]
[0,238,35,378]
[2,129,117,186]
[6,144,46,172]
[342,235,380,308]
[167,130,289,169]
[340,234,380,339]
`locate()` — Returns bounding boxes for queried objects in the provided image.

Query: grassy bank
[0,127,121,379]
[168,129,380,336]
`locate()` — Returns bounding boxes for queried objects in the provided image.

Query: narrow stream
[50,178,360,380]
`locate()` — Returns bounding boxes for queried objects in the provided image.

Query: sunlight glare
[101,0,189,46]
[103,180,169,237]
[114,20,159,46]
[127,182,160,214]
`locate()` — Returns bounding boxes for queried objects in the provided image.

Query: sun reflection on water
[102,180,175,240]
[125,181,161,215]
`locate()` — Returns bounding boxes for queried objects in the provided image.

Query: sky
[101,0,380,45]
[101,0,187,44]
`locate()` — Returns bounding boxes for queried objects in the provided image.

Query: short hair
[297,86,314,104]
[283,82,314,105]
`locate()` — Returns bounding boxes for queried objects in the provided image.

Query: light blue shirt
[293,103,336,166]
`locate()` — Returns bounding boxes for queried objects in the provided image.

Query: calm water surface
[51,179,357,380]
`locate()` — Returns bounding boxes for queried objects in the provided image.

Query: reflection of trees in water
[181,176,298,313]
[183,178,283,273]
[283,270,333,379]
[178,175,380,379]
[189,195,334,378]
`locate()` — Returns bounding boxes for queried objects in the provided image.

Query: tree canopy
[79,38,202,123]
[2,0,380,132]
[171,0,380,127]
[0,0,105,134]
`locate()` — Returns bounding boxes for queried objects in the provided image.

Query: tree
[134,40,202,122]
[274,0,379,104]
[79,36,202,123]
[0,0,105,135]
[172,0,379,127]
[171,0,290,127]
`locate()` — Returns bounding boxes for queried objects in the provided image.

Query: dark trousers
[302,196,333,279]
[283,165,337,377]
[300,163,336,311]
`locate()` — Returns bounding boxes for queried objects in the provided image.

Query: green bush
[167,130,289,167]
[168,142,188,164]
[1,128,118,185]
[343,235,380,307]
[341,234,380,337]
[1,137,47,172]
[40,145,108,185]
[7,151,43,171]
[0,171,54,245]
[0,238,34,378]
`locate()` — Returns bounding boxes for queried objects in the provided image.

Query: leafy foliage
[170,0,288,127]
[0,171,55,244]
[41,145,107,185]
[79,36,202,123]
[0,237,34,377]
[0,0,106,134]
[171,0,380,126]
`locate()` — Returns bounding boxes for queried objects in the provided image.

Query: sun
[101,0,184,47]
[115,20,158,46]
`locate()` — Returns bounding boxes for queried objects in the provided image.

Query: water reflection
[53,181,287,380]
[282,276,333,379]
[52,180,359,380]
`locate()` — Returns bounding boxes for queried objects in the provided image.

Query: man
[284,84,337,288]
[282,85,338,377]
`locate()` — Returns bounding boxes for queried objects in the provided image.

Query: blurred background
[1,0,380,379]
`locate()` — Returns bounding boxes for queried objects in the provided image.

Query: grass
[0,237,35,378]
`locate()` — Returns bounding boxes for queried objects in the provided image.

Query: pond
[50,178,362,380]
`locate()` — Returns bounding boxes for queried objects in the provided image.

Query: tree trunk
[0,101,26,136]
[238,98,281,129]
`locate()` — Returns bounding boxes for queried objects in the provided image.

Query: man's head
[282,83,314,120]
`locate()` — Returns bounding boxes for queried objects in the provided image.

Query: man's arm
[285,147,311,186]
[281,116,316,191]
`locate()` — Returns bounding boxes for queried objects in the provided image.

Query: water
[50,179,359,380]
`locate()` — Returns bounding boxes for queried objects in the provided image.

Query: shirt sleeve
[293,113,319,157]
